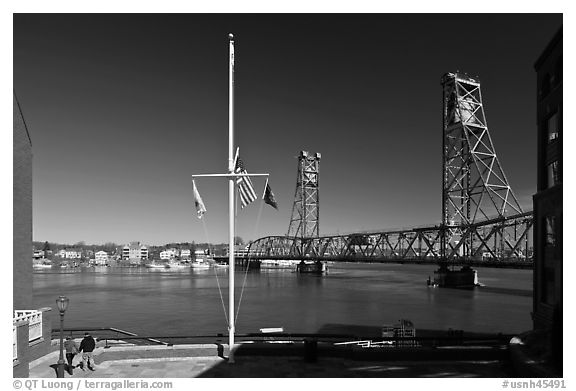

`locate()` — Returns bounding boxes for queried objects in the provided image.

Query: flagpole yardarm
[192,173,270,178]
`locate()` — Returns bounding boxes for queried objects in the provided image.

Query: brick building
[533,27,562,369]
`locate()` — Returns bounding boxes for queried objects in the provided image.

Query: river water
[32,263,532,337]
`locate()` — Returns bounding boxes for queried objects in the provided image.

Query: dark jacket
[79,336,96,353]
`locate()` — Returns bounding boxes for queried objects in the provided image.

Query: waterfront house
[95,251,108,265]
[180,249,191,259]
[56,249,82,259]
[194,249,208,261]
[160,249,176,260]
[122,242,149,262]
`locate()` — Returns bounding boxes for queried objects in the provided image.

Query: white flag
[192,180,207,219]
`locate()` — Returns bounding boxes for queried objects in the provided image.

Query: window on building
[540,73,551,98]
[546,112,559,142]
[546,161,559,188]
[555,56,562,85]
[542,266,555,304]
[545,215,556,247]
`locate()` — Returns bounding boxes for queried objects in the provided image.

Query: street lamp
[56,296,69,378]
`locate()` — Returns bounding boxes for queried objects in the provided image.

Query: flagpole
[227,32,236,364]
[191,35,270,364]
[262,177,269,199]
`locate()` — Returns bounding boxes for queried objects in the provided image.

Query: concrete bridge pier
[432,265,479,288]
[234,258,261,270]
[296,260,327,274]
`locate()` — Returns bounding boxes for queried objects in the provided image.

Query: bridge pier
[296,260,327,274]
[432,265,479,288]
[234,258,261,270]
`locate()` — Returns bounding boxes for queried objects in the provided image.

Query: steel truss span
[248,212,533,268]
[248,72,533,269]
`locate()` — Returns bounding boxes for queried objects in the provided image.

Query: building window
[555,56,562,85]
[545,111,559,142]
[545,215,556,247]
[546,161,559,188]
[542,266,555,304]
[540,73,551,99]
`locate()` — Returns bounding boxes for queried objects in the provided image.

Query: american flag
[235,156,257,208]
[192,180,207,219]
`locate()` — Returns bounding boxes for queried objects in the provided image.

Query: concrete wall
[12,308,53,378]
[13,321,30,378]
[13,93,33,311]
[28,308,54,363]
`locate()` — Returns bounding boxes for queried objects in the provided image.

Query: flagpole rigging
[228,33,236,364]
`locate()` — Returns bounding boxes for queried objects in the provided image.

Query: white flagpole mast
[190,34,269,364]
[227,32,236,364]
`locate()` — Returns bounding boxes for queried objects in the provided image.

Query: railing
[72,330,512,349]
[13,325,17,360]
[14,310,43,342]
[51,327,170,347]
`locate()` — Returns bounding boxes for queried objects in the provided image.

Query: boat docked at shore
[260,260,298,270]
[33,261,53,269]
[166,262,189,269]
[145,261,166,269]
[190,260,210,269]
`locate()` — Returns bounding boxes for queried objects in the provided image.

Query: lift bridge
[245,73,534,269]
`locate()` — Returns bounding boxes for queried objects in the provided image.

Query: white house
[95,251,108,265]
[58,249,82,259]
[180,249,191,259]
[122,242,148,260]
[160,249,177,260]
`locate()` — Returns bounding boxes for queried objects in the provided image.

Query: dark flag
[263,182,278,210]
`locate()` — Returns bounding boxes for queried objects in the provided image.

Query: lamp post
[56,296,69,378]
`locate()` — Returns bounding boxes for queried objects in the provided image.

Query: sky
[12,13,562,246]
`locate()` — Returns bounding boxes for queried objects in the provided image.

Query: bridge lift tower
[441,72,524,259]
[287,151,321,254]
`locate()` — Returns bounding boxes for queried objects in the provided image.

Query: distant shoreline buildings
[31,240,220,266]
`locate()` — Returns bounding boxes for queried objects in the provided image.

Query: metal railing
[51,327,171,347]
[13,325,17,360]
[53,328,513,349]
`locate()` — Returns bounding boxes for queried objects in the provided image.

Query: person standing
[78,332,96,371]
[63,336,79,375]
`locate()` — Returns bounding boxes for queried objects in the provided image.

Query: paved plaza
[29,344,512,378]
